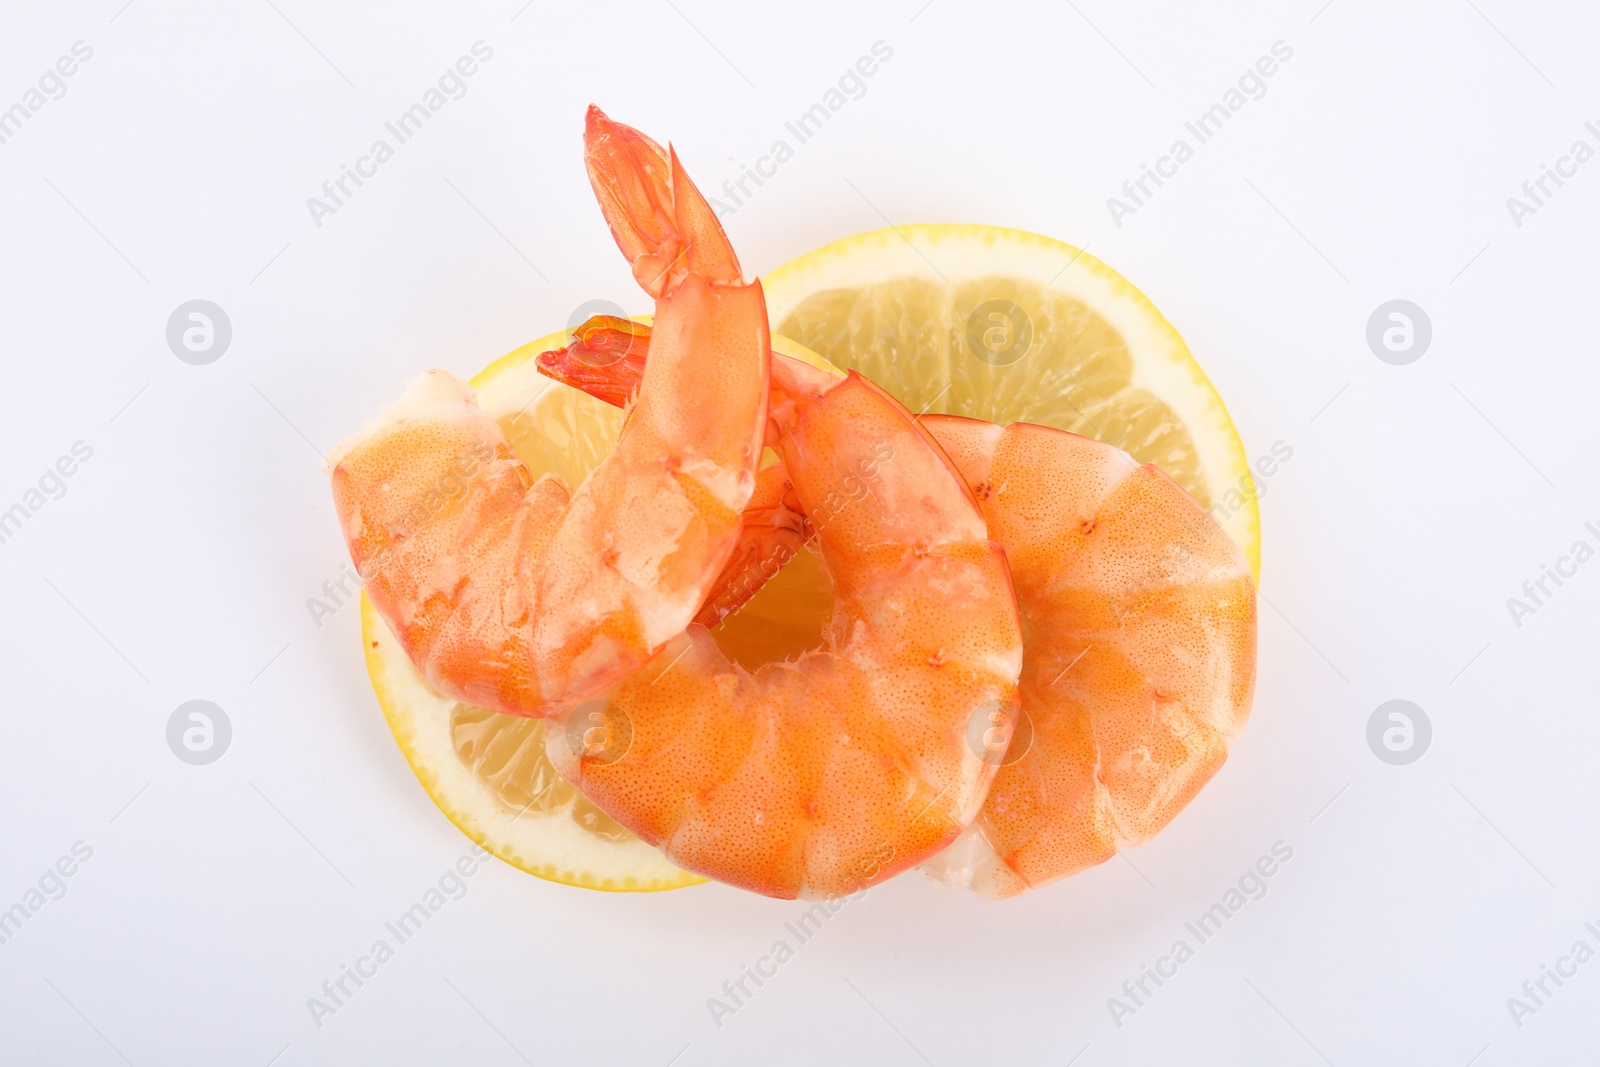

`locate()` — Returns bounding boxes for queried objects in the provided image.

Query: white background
[1,0,1596,1064]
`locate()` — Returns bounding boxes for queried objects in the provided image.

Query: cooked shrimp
[542,112,1024,899]
[328,107,769,717]
[911,416,1256,898]
[542,322,1257,898]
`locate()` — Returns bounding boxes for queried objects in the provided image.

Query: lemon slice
[363,598,699,891]
[357,226,1258,892]
[360,328,696,892]
[762,224,1261,579]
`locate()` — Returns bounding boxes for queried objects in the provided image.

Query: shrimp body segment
[541,325,1257,898]
[915,416,1256,898]
[328,114,769,717]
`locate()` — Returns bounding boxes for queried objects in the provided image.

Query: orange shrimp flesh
[914,416,1256,898]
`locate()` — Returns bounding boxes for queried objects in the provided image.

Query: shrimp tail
[584,104,741,296]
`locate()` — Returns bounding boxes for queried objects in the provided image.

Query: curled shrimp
[542,111,1024,899]
[907,416,1256,898]
[542,322,1257,898]
[328,107,769,717]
